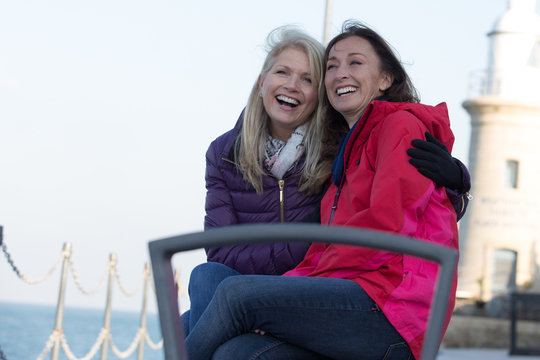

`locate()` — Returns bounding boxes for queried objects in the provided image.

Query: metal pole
[137,263,150,360]
[100,253,116,360]
[323,0,333,45]
[174,269,183,298]
[50,243,71,360]
[510,292,517,354]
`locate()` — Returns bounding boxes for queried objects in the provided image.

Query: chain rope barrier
[36,328,108,360]
[1,225,170,360]
[145,331,164,350]
[68,257,109,295]
[34,326,165,360]
[2,240,65,284]
[114,266,145,297]
[36,330,59,360]
[109,328,144,359]
[60,328,108,360]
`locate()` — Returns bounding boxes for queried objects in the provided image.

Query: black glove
[407,131,463,191]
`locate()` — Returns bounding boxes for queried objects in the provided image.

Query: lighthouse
[458,0,540,302]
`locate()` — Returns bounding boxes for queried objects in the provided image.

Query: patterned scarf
[264,124,306,179]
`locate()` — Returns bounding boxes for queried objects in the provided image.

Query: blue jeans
[185,275,413,360]
[182,262,241,336]
[183,262,332,359]
[213,333,333,360]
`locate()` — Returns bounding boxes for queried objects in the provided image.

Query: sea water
[0,301,164,360]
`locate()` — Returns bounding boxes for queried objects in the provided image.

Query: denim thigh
[187,275,411,360]
[187,262,241,333]
[212,333,332,360]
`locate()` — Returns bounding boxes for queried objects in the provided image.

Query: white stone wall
[459,98,540,300]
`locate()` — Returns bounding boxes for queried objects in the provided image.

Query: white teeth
[276,95,299,105]
[337,86,357,95]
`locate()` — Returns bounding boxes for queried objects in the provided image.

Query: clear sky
[2,0,538,313]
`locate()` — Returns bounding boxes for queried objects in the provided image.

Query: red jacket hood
[365,101,454,152]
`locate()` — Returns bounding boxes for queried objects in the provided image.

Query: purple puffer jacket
[204,112,323,275]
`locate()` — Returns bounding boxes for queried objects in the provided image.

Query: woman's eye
[276,70,287,75]
[303,77,312,84]
[351,60,362,66]
[326,64,336,70]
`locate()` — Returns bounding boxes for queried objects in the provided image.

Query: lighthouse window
[528,38,540,68]
[491,249,517,295]
[504,160,519,189]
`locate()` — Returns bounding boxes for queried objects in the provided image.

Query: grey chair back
[148,223,458,360]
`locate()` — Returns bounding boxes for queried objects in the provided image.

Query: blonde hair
[237,26,331,195]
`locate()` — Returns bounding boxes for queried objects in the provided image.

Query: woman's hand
[407,131,463,191]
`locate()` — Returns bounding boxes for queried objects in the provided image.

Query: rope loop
[68,257,108,295]
[114,265,145,297]
[59,328,108,360]
[109,327,145,359]
[2,240,65,284]
[145,330,164,350]
[36,330,60,360]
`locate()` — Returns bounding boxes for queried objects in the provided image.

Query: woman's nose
[336,66,349,79]
[285,76,299,91]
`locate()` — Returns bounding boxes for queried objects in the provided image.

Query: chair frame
[148,223,458,360]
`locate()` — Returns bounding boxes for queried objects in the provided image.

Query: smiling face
[325,36,392,128]
[258,47,318,141]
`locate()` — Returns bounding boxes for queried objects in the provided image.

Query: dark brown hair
[325,20,420,104]
[320,20,421,140]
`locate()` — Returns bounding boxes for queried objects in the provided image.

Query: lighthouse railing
[467,68,540,99]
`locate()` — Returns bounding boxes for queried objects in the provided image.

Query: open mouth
[276,95,299,108]
[336,86,357,96]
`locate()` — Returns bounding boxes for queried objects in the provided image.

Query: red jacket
[285,101,459,359]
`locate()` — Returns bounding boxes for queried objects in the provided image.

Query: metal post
[50,243,71,360]
[100,253,116,360]
[174,269,182,298]
[137,263,150,360]
[323,0,333,45]
[510,292,517,354]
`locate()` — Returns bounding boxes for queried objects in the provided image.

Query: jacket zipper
[326,105,372,226]
[328,187,341,225]
[279,179,285,223]
[221,157,237,166]
[460,192,474,213]
[221,156,291,223]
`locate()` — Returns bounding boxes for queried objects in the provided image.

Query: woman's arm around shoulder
[407,131,471,220]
